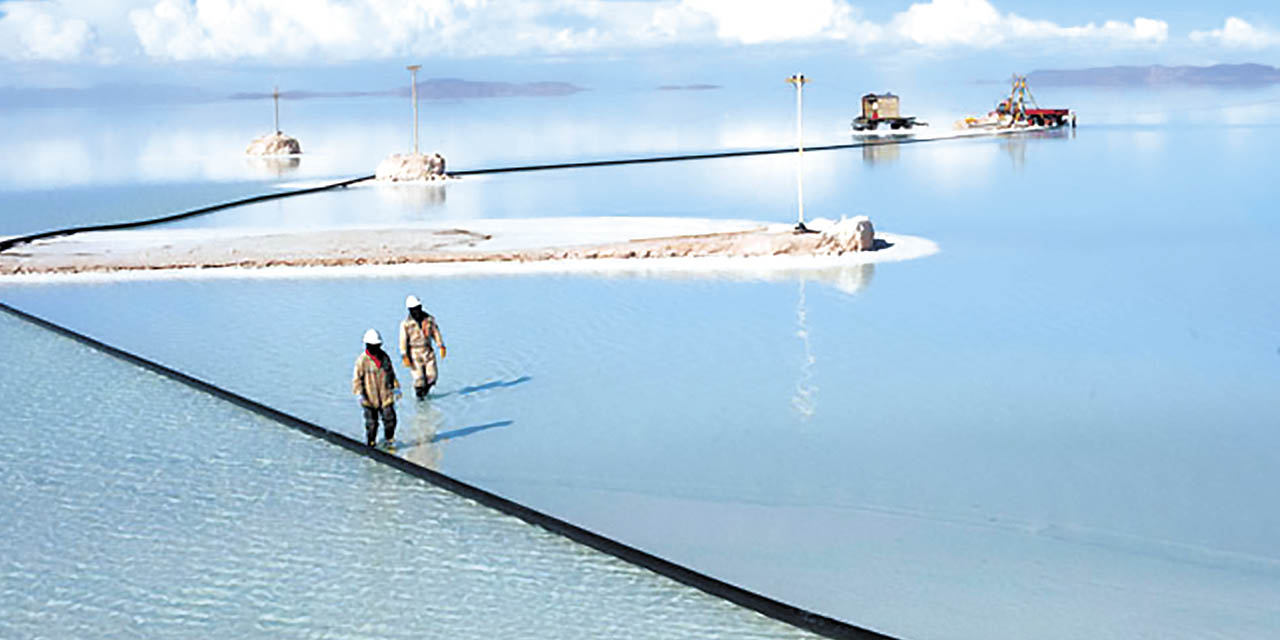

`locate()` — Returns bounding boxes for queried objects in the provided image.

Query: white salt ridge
[0,216,937,294]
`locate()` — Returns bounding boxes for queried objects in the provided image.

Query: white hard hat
[405,294,422,309]
[362,329,382,345]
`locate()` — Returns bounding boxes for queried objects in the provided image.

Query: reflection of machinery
[861,142,901,166]
[851,93,926,131]
[245,155,300,177]
[958,75,1074,130]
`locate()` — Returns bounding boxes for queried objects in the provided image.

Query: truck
[994,95,1071,127]
[850,93,926,131]
[958,76,1074,130]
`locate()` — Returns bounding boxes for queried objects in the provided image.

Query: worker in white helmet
[352,328,400,446]
[399,294,446,399]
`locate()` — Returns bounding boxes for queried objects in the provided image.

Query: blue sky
[1,0,1277,91]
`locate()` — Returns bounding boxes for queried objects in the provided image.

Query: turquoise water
[3,85,1280,639]
[0,311,817,639]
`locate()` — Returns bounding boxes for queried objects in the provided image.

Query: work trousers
[363,404,397,445]
[408,348,438,392]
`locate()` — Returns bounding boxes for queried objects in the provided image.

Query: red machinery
[995,76,1073,128]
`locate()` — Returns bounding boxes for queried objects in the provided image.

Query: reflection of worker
[399,294,446,399]
[402,403,445,470]
[353,329,399,446]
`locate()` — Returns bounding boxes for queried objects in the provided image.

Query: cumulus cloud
[128,0,691,62]
[648,0,1170,52]
[0,1,99,61]
[679,0,852,44]
[889,0,1165,48]
[677,0,1166,50]
[116,0,1169,62]
[1190,17,1280,49]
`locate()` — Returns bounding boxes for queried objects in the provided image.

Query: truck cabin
[861,93,900,120]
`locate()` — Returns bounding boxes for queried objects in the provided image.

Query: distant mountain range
[0,77,585,109]
[228,78,585,100]
[657,84,720,91]
[1028,64,1280,87]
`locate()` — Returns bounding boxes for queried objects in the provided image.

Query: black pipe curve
[1,134,958,255]
[0,174,374,253]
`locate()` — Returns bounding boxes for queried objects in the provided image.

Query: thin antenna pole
[406,65,422,155]
[273,85,280,133]
[787,74,811,232]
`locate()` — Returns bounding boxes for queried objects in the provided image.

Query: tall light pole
[786,73,813,233]
[272,85,280,133]
[406,64,422,155]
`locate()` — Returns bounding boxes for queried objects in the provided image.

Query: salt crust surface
[0,216,937,290]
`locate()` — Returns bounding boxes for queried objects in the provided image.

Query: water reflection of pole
[791,279,817,420]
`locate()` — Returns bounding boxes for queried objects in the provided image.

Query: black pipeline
[0,300,898,640]
[0,174,373,254]
[1,135,952,254]
[448,138,937,177]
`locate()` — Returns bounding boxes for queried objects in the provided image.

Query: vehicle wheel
[890,122,901,130]
[867,121,878,131]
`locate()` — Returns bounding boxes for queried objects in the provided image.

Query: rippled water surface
[0,312,818,639]
[3,85,1280,639]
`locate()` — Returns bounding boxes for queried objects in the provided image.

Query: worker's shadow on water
[396,420,514,451]
[432,420,514,442]
[431,375,532,399]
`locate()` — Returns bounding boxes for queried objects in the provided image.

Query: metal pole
[273,85,279,133]
[407,65,421,155]
[787,74,812,232]
[796,76,804,228]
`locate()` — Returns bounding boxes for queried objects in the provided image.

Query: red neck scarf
[365,348,382,369]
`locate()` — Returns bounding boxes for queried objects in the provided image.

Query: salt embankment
[0,217,938,287]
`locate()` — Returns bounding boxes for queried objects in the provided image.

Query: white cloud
[890,0,1166,48]
[128,0,693,61]
[0,1,99,61]
[680,0,852,44]
[113,0,1170,63]
[1190,17,1280,49]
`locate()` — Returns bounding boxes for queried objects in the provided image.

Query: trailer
[851,93,926,131]
[1022,108,1072,128]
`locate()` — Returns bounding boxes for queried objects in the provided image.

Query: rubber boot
[383,406,397,445]
[415,385,427,400]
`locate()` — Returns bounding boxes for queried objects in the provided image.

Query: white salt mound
[817,215,877,253]
[375,152,448,182]
[245,132,301,155]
